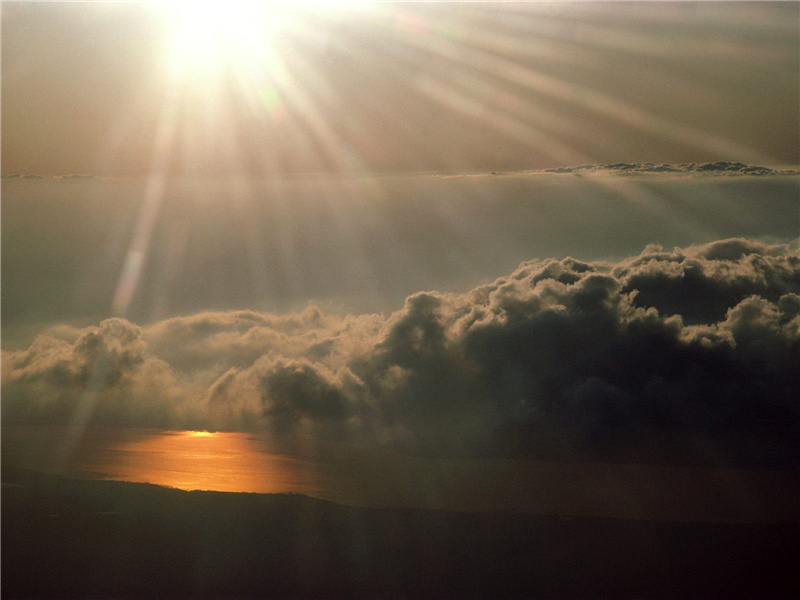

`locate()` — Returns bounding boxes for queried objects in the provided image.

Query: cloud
[435,162,799,179]
[613,238,800,324]
[142,306,342,373]
[1,173,97,179]
[3,238,799,467]
[2,319,180,428]
[542,162,799,176]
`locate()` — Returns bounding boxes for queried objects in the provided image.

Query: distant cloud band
[542,161,798,176]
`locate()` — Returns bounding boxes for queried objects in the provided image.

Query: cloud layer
[3,238,799,467]
[543,162,799,176]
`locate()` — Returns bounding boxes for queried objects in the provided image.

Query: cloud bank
[3,238,799,467]
[542,161,798,176]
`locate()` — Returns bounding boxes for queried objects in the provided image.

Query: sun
[187,430,215,438]
[163,0,288,81]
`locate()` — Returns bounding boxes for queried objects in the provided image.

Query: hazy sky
[2,2,798,176]
[2,2,799,516]
[3,171,799,345]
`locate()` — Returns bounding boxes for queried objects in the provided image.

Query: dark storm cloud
[3,238,799,466]
[543,162,798,176]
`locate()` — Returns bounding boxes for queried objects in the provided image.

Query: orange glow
[103,430,326,495]
[187,430,214,437]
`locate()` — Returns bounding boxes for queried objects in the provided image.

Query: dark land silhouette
[2,466,798,599]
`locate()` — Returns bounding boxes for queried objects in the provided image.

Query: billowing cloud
[1,319,180,428]
[143,306,342,372]
[614,238,800,324]
[542,161,798,176]
[3,238,798,467]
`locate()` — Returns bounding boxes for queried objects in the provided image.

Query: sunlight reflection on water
[1,426,330,496]
[103,430,327,495]
[3,426,799,522]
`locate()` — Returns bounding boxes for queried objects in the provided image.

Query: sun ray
[389,5,776,165]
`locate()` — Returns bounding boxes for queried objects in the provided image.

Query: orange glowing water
[1,427,330,497]
[3,426,799,522]
[103,430,329,495]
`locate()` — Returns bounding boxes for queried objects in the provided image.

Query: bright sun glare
[165,1,289,79]
[188,430,215,437]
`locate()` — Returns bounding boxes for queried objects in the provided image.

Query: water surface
[3,425,798,523]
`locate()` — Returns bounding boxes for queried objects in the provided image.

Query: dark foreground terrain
[2,467,798,599]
